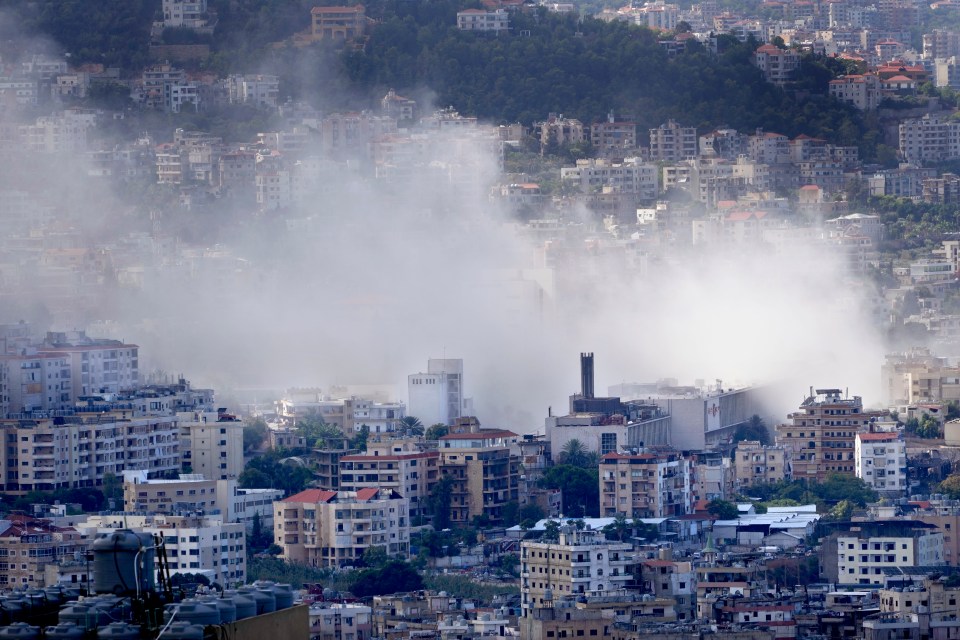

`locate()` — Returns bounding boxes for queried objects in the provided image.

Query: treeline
[344,2,873,155]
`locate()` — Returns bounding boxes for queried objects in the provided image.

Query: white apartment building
[855,432,906,495]
[122,471,283,530]
[560,158,659,200]
[520,527,634,617]
[162,0,208,29]
[309,603,372,640]
[0,351,72,416]
[408,359,464,427]
[635,1,679,30]
[754,44,801,86]
[79,513,246,587]
[899,115,960,165]
[649,120,698,162]
[274,488,410,568]
[225,75,280,108]
[177,410,244,479]
[836,526,944,586]
[829,74,881,110]
[39,331,139,398]
[456,9,509,32]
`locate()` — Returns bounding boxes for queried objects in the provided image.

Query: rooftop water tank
[44,623,87,640]
[0,623,41,640]
[96,622,141,640]
[92,530,156,596]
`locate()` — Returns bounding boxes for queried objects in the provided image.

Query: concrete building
[560,158,659,201]
[274,487,410,568]
[438,428,519,526]
[535,115,586,149]
[225,75,279,108]
[899,115,960,165]
[649,120,698,162]
[309,603,373,640]
[924,30,960,60]
[122,471,282,530]
[456,9,510,32]
[78,512,246,587]
[520,526,634,616]
[311,5,369,42]
[161,0,208,29]
[881,349,960,406]
[177,408,245,479]
[408,359,464,427]
[0,518,84,587]
[637,554,696,621]
[599,450,693,518]
[339,441,439,520]
[855,432,907,495]
[829,74,881,110]
[775,388,881,482]
[733,440,790,491]
[832,522,943,586]
[753,45,801,85]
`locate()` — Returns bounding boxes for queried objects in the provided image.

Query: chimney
[580,352,595,399]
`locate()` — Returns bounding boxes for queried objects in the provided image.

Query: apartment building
[638,554,696,621]
[177,409,244,479]
[162,0,208,29]
[122,471,282,530]
[35,331,139,399]
[774,388,879,482]
[855,432,907,495]
[534,116,586,149]
[733,440,790,491]
[274,488,410,568]
[0,351,72,416]
[225,74,279,108]
[0,413,179,493]
[456,9,510,32]
[899,115,960,165]
[311,5,369,42]
[599,450,693,518]
[560,158,659,201]
[649,120,698,162]
[79,513,246,587]
[829,74,881,110]
[520,526,634,616]
[833,522,943,586]
[753,44,801,85]
[438,429,519,526]
[338,441,439,520]
[0,518,84,587]
[882,348,960,405]
[924,30,960,60]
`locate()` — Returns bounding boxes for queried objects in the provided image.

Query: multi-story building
[274,488,410,568]
[775,388,879,482]
[177,409,244,479]
[560,158,659,201]
[0,350,72,415]
[599,450,693,518]
[339,441,438,520]
[936,57,960,90]
[38,331,139,398]
[0,413,179,493]
[590,118,639,154]
[161,0,208,29]
[534,115,586,149]
[520,526,634,616]
[733,440,790,491]
[881,348,960,405]
[753,44,801,85]
[309,603,373,640]
[456,9,510,32]
[311,5,369,42]
[438,428,519,526]
[122,471,282,530]
[637,554,696,621]
[649,120,698,162]
[829,74,881,110]
[79,513,246,587]
[832,522,944,586]
[899,114,960,165]
[924,30,960,60]
[225,75,279,108]
[0,518,84,587]
[408,359,464,427]
[855,432,906,495]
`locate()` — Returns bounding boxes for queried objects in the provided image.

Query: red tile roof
[857,432,898,441]
[282,489,337,503]
[355,487,380,502]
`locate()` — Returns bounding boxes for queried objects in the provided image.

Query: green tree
[361,545,389,569]
[559,439,593,467]
[707,499,740,520]
[519,503,545,524]
[101,472,123,504]
[428,475,454,530]
[399,416,424,435]
[538,465,599,517]
[425,423,449,440]
[827,499,855,521]
[938,474,960,498]
[350,561,424,597]
[602,513,631,541]
[351,424,370,451]
[243,417,269,453]
[542,520,561,542]
[733,415,770,444]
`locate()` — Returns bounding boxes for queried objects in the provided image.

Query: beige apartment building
[274,488,410,568]
[881,348,960,405]
[0,518,85,587]
[0,413,179,493]
[177,409,244,479]
[310,5,369,42]
[599,450,693,518]
[339,441,439,520]
[437,429,519,526]
[520,527,634,616]
[774,388,881,482]
[733,440,789,491]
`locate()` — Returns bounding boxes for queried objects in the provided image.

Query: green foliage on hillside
[5,0,157,70]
